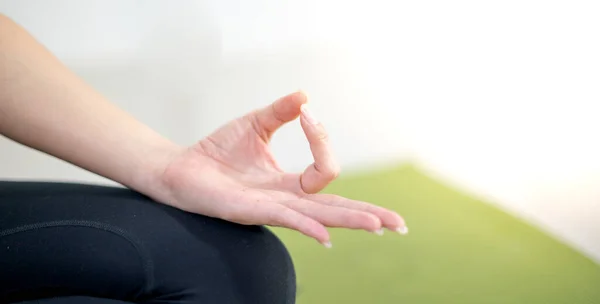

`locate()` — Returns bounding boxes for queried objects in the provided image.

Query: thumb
[251,91,308,141]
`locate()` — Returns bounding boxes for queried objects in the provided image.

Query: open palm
[161,92,407,246]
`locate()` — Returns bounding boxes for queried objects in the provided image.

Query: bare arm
[0,14,181,200]
[0,14,406,244]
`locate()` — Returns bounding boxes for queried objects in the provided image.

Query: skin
[0,14,406,247]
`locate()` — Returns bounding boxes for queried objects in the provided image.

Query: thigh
[17,297,133,304]
[0,182,296,304]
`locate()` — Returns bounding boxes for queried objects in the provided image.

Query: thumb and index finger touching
[252,91,339,193]
[252,91,308,141]
[250,92,338,241]
[250,92,405,246]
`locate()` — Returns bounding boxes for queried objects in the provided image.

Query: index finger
[299,104,341,194]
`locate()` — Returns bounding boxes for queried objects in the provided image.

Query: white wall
[0,0,598,262]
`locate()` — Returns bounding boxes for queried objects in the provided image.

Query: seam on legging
[0,220,155,298]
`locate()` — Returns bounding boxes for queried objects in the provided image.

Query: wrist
[130,139,185,205]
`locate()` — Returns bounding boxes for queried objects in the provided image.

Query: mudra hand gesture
[161,92,408,247]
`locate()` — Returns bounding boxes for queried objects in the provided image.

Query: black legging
[0,182,296,304]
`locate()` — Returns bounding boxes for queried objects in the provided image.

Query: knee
[243,226,296,285]
[140,208,296,303]
[227,226,296,303]
[218,224,297,303]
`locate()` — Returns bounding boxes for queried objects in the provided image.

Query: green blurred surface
[273,165,600,304]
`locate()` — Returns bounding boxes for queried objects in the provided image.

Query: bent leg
[0,182,296,304]
[17,297,133,304]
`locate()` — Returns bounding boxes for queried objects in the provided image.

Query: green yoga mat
[273,165,600,304]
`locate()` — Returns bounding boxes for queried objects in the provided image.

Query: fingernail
[374,228,384,236]
[300,104,319,125]
[321,241,333,248]
[396,226,409,235]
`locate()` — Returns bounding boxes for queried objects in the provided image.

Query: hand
[160,92,407,246]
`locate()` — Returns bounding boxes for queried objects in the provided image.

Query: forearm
[0,14,181,201]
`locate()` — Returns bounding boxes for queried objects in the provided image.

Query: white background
[0,0,598,262]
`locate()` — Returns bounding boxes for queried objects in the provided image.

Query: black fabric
[0,182,296,304]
